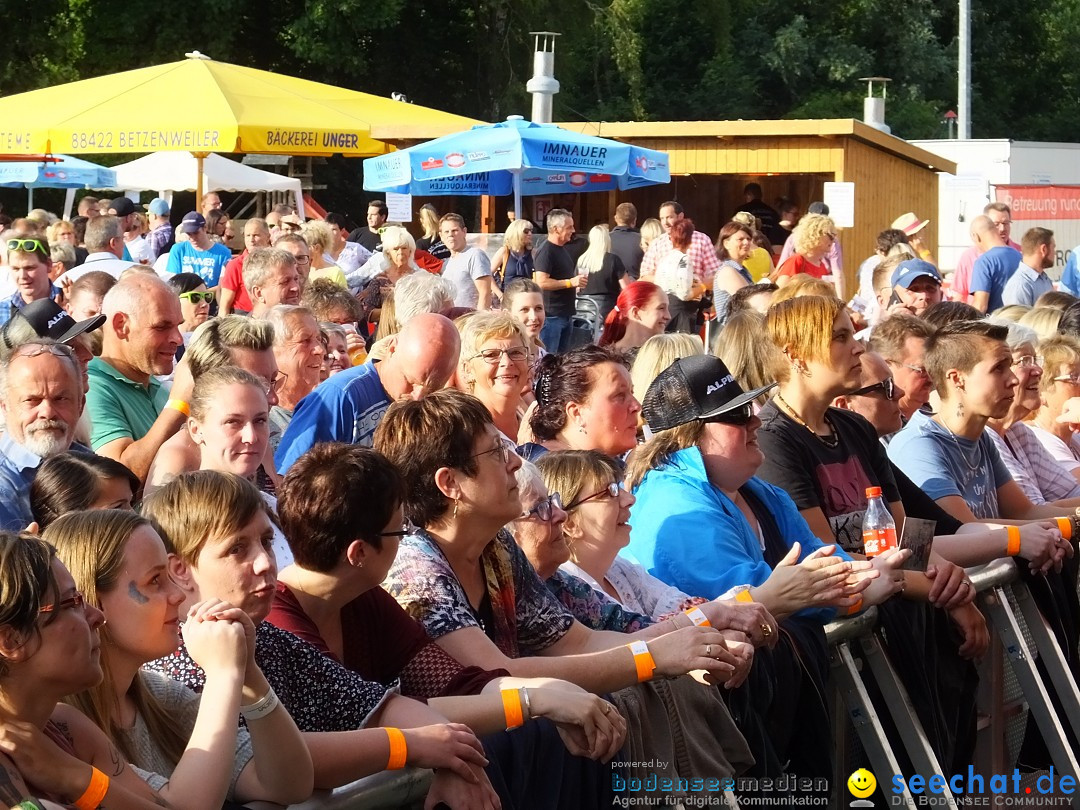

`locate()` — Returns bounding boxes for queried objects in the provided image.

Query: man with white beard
[0,339,85,529]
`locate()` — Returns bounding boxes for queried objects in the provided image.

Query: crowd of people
[0,187,1076,809]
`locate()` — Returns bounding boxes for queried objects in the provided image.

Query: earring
[579,423,587,435]
[452,498,459,519]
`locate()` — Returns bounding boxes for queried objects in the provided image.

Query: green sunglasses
[179,290,215,304]
[6,238,48,256]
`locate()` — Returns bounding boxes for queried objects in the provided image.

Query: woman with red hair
[597,281,670,358]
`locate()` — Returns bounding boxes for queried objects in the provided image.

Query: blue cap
[180,211,206,233]
[148,197,170,216]
[891,258,942,289]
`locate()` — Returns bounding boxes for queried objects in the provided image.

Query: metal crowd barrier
[288,767,432,810]
[825,558,1080,810]
[971,559,1080,784]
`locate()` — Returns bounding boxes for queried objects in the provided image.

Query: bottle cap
[865,486,882,498]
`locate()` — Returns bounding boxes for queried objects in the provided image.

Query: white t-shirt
[442,247,492,308]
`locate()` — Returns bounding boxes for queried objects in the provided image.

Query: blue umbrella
[0,154,117,210]
[363,116,669,217]
[0,155,116,189]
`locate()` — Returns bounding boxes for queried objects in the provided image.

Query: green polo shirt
[86,356,169,451]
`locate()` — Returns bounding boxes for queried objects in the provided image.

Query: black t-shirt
[609,226,644,279]
[582,253,626,297]
[756,402,900,553]
[736,201,787,248]
[534,240,576,318]
[348,227,382,252]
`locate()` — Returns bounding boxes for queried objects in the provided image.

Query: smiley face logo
[847,769,877,798]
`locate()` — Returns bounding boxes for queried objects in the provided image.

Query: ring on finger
[705,644,713,658]
[760,623,773,637]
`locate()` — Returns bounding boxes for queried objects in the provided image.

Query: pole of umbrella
[193,151,209,212]
[513,169,522,222]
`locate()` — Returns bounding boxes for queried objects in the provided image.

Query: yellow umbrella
[0,51,482,204]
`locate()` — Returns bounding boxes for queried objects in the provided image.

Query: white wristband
[239,686,280,721]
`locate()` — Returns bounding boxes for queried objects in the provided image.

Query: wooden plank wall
[835,139,940,294]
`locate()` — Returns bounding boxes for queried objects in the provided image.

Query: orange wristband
[501,688,524,729]
[627,640,656,682]
[846,596,864,616]
[684,607,710,627]
[385,727,408,770]
[73,767,109,810]
[1056,518,1073,541]
[735,589,753,603]
[1006,526,1021,557]
[165,399,190,417]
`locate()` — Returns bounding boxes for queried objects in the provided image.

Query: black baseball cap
[109,197,142,216]
[642,355,775,432]
[11,298,105,344]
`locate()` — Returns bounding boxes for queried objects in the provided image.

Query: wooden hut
[543,119,955,295]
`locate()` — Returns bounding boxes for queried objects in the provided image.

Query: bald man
[87,273,190,481]
[275,313,460,473]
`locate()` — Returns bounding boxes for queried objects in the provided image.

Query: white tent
[105,152,305,218]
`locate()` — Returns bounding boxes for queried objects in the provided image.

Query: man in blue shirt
[275,313,460,473]
[0,339,85,529]
[165,211,232,290]
[1002,227,1055,307]
[0,237,60,326]
[970,215,1022,313]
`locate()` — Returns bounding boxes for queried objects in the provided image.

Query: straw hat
[891,212,929,236]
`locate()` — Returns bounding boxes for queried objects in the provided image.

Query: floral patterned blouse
[382,528,575,658]
[143,621,395,732]
[543,569,655,633]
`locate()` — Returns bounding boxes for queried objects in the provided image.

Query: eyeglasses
[268,371,288,396]
[849,376,896,399]
[179,290,215,304]
[292,254,311,264]
[39,591,87,615]
[379,517,418,538]
[1013,355,1039,369]
[8,343,77,362]
[1053,374,1080,386]
[566,481,621,510]
[471,347,529,365]
[6,238,48,256]
[702,402,754,426]
[887,359,928,377]
[521,492,563,522]
[472,436,516,464]
[523,228,534,234]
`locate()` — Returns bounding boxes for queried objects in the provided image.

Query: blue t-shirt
[887,409,1012,519]
[165,241,233,286]
[274,361,392,474]
[1061,247,1080,296]
[970,245,1022,312]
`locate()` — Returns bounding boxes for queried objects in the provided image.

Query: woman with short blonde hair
[630,333,703,406]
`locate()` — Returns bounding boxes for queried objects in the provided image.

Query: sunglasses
[39,591,87,615]
[379,517,418,538]
[566,481,621,510]
[6,238,48,256]
[179,290,215,304]
[849,377,896,399]
[521,492,563,522]
[702,402,754,426]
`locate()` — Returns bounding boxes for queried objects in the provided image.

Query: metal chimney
[526,32,561,123]
[858,77,891,134]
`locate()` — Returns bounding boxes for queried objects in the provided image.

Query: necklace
[775,392,838,448]
[933,415,982,476]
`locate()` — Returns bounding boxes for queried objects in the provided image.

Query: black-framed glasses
[702,402,754,426]
[379,517,418,538]
[6,238,48,256]
[521,492,563,522]
[566,481,621,510]
[471,347,529,365]
[179,290,215,304]
[849,377,896,399]
[39,591,86,615]
[472,436,516,464]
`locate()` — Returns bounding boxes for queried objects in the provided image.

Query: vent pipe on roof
[859,77,891,134]
[526,32,561,124]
